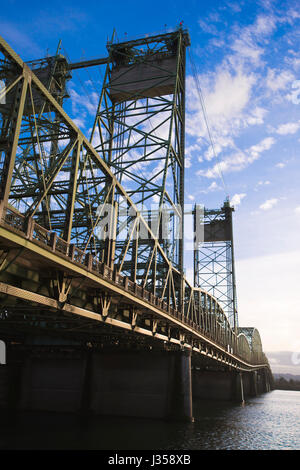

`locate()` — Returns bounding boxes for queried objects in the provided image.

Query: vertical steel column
[0,71,28,219]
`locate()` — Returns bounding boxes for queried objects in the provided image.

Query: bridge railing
[3,206,26,233]
[1,205,267,367]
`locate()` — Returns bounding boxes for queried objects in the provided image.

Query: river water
[0,390,299,450]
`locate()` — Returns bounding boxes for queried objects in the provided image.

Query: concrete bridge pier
[19,353,88,413]
[0,365,8,409]
[261,368,271,393]
[88,348,193,422]
[234,372,245,404]
[237,371,259,399]
[1,340,272,419]
[0,358,23,413]
[249,371,258,397]
[256,368,271,394]
[13,345,194,422]
[80,350,93,417]
[192,369,263,403]
[192,369,245,402]
[232,371,266,401]
[167,350,193,422]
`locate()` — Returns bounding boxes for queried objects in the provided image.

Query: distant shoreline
[273,373,300,391]
[274,384,300,391]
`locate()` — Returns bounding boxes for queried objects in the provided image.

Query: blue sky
[1,0,300,370]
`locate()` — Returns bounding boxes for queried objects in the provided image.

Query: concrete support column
[233,372,245,403]
[168,350,193,422]
[90,350,178,419]
[262,369,270,393]
[240,373,245,403]
[249,371,258,397]
[15,347,195,421]
[20,357,32,409]
[0,365,8,409]
[19,354,87,412]
[79,350,92,416]
[193,370,236,400]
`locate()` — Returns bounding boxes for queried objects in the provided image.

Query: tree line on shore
[274,377,300,391]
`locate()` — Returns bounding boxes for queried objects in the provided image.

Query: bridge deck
[0,210,268,372]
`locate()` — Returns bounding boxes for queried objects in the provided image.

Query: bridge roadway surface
[0,208,268,373]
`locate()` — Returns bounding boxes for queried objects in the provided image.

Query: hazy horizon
[266,350,300,375]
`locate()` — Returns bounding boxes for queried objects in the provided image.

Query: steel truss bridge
[0,28,270,381]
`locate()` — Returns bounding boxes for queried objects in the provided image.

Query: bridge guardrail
[0,205,269,368]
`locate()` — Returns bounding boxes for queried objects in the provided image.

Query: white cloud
[276,121,300,135]
[206,70,255,119]
[266,68,294,92]
[204,136,235,160]
[259,198,278,210]
[197,158,234,178]
[229,14,277,67]
[230,38,263,64]
[286,9,300,21]
[186,68,257,145]
[290,58,300,70]
[195,180,223,194]
[73,117,85,129]
[185,158,192,168]
[286,79,300,103]
[186,12,282,183]
[198,19,219,35]
[246,106,268,125]
[276,162,286,168]
[294,206,300,214]
[186,143,202,159]
[186,12,285,181]
[69,88,99,116]
[255,180,271,191]
[253,14,276,35]
[207,181,221,191]
[197,137,276,178]
[247,136,275,162]
[230,193,246,207]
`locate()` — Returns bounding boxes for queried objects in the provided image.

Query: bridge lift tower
[193,199,239,336]
[90,28,191,307]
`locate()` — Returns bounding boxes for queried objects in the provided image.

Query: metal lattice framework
[0,32,270,371]
[90,30,189,299]
[0,35,184,307]
[194,200,239,333]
